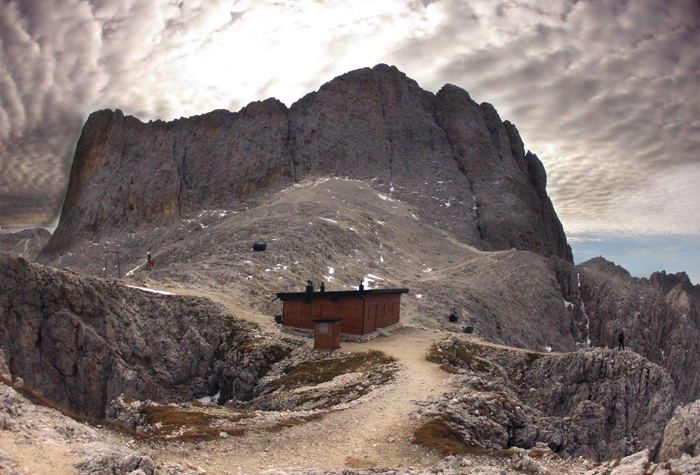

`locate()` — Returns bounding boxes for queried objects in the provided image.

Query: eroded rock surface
[554,257,700,403]
[0,227,51,261]
[416,337,676,461]
[39,64,571,269]
[0,254,256,418]
[658,399,700,461]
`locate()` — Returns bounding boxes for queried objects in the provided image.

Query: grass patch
[528,448,556,458]
[275,350,395,390]
[345,456,377,469]
[263,413,324,432]
[140,402,252,439]
[413,418,467,455]
[427,340,492,373]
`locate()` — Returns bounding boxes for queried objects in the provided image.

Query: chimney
[359,282,364,291]
[306,280,314,293]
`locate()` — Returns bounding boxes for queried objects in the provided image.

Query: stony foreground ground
[2,326,698,474]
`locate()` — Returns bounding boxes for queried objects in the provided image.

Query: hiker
[147,252,152,272]
[618,331,625,350]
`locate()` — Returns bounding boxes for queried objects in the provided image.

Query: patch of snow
[328,267,334,275]
[377,193,388,201]
[348,227,358,233]
[415,293,422,299]
[423,268,432,273]
[126,285,174,295]
[319,217,338,224]
[376,220,385,225]
[197,391,220,404]
[563,300,574,309]
[410,212,420,221]
[124,266,141,277]
[577,272,592,347]
[544,346,552,353]
[366,274,384,280]
[380,256,384,262]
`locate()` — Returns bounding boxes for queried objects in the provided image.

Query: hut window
[319,322,329,335]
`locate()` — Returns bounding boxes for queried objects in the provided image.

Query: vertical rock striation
[39,64,572,267]
[0,254,254,418]
[555,257,700,403]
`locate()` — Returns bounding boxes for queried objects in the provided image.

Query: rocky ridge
[554,257,700,403]
[0,253,270,418]
[415,336,675,461]
[0,227,51,262]
[38,64,571,269]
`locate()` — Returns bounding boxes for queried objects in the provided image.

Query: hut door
[312,302,323,319]
[367,305,377,333]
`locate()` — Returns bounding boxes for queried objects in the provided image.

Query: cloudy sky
[1,0,698,281]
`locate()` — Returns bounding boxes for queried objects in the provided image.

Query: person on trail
[147,252,152,272]
[618,331,625,350]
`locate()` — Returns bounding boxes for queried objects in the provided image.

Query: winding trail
[140,327,453,473]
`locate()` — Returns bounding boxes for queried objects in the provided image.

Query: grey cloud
[389,0,698,235]
[1,0,697,240]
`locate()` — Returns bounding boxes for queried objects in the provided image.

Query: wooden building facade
[276,287,409,336]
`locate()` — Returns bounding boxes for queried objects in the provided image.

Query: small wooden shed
[313,318,342,350]
[276,286,409,336]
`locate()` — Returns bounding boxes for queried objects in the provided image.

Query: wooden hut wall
[362,293,402,334]
[283,296,365,332]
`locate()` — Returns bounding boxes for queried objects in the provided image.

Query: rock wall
[420,337,676,461]
[658,399,700,461]
[0,228,51,262]
[39,64,571,267]
[0,254,254,418]
[552,257,700,404]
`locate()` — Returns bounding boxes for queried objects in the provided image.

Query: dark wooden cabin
[276,286,409,336]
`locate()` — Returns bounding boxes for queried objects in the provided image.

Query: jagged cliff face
[554,257,700,404]
[421,337,676,461]
[0,254,255,418]
[0,227,51,262]
[39,64,571,265]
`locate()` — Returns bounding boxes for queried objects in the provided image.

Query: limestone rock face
[0,254,254,418]
[650,270,700,329]
[420,337,676,461]
[39,64,571,266]
[0,228,51,261]
[658,399,700,461]
[554,257,700,404]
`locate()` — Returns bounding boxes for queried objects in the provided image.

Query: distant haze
[1,0,698,281]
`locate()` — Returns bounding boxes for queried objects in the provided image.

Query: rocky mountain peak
[39,64,572,267]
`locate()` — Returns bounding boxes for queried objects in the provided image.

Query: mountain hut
[275,284,409,336]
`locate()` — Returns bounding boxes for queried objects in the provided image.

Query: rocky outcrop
[553,257,700,404]
[649,270,700,329]
[0,254,255,418]
[0,227,51,261]
[418,337,676,461]
[39,64,571,268]
[658,400,700,461]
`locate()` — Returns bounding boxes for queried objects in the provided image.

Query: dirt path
[138,327,453,474]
